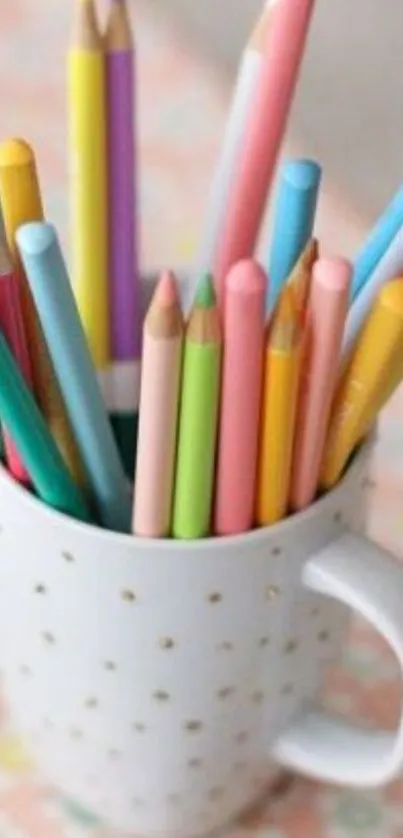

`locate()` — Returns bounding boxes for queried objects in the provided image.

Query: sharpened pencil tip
[155,271,179,307]
[195,274,216,309]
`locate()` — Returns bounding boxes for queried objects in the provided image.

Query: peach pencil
[214,260,266,535]
[289,257,351,511]
[133,272,183,538]
[0,241,33,485]
[214,0,316,307]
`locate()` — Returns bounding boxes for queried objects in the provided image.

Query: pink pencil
[0,242,34,484]
[133,271,183,538]
[214,0,316,308]
[214,260,266,535]
[289,257,351,511]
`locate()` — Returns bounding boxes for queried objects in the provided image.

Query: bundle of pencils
[0,0,403,543]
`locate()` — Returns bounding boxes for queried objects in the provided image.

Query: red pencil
[0,242,34,484]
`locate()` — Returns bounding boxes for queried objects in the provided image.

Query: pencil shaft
[107,47,141,361]
[214,0,316,307]
[17,223,131,534]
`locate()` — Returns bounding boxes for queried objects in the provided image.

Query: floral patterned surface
[0,0,402,835]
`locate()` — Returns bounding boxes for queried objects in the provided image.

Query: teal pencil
[0,330,91,523]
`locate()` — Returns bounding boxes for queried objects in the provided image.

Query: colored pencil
[133,272,183,538]
[290,258,351,510]
[214,0,316,308]
[192,1,273,302]
[320,277,403,490]
[214,260,265,535]
[17,222,131,534]
[266,159,321,311]
[352,183,403,301]
[286,237,318,324]
[0,138,84,487]
[0,330,90,523]
[172,275,222,540]
[342,223,403,365]
[69,0,110,396]
[105,0,141,474]
[255,285,300,526]
[0,241,33,485]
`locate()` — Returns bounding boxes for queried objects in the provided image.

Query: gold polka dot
[122,589,137,602]
[310,606,321,618]
[207,592,223,604]
[333,511,343,524]
[159,637,175,650]
[108,748,121,760]
[167,794,181,807]
[235,730,249,744]
[85,697,99,709]
[20,665,32,677]
[217,686,235,700]
[62,551,75,562]
[284,639,298,655]
[104,660,116,671]
[71,727,83,740]
[133,722,146,733]
[258,636,270,648]
[184,720,203,733]
[272,546,282,557]
[281,683,293,696]
[35,584,47,594]
[265,585,280,602]
[208,787,225,801]
[42,631,55,645]
[153,690,170,703]
[252,690,264,705]
[318,630,330,643]
[217,641,234,652]
[188,757,203,769]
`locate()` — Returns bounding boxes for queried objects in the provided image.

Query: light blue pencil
[17,222,132,534]
[352,183,403,302]
[266,159,321,311]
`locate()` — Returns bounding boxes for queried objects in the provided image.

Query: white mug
[1,430,403,838]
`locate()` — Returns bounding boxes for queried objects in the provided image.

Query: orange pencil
[289,257,351,511]
[255,285,300,526]
[214,260,266,535]
[214,0,316,308]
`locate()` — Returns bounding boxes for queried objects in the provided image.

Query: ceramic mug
[1,430,403,837]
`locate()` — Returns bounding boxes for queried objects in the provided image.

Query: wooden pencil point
[195,274,216,309]
[270,285,299,350]
[105,0,133,51]
[72,0,102,51]
[249,4,272,53]
[288,237,318,318]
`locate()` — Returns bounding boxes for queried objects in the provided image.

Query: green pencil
[0,331,91,523]
[172,275,222,539]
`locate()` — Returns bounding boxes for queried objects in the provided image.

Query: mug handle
[273,532,403,787]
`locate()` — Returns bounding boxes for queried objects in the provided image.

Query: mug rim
[0,435,372,552]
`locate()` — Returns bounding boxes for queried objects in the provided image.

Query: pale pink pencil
[215,0,316,308]
[133,272,183,537]
[214,260,266,535]
[289,257,351,511]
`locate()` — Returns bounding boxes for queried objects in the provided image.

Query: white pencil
[187,2,273,309]
[341,224,403,367]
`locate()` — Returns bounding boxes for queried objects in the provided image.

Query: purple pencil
[105,0,141,472]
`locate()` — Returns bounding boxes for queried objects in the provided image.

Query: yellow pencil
[69,0,109,386]
[0,139,84,487]
[287,238,318,325]
[320,277,403,489]
[255,285,300,526]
